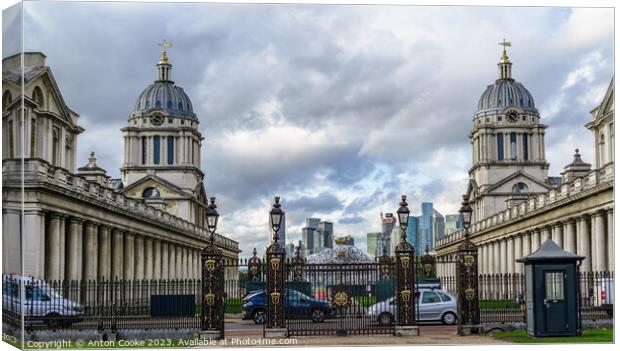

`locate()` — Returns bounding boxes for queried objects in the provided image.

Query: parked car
[2,275,84,327]
[367,288,458,326]
[242,289,335,324]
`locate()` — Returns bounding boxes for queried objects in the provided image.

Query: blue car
[242,289,335,324]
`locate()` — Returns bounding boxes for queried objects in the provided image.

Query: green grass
[352,296,377,307]
[479,300,520,309]
[491,328,613,343]
[194,298,244,314]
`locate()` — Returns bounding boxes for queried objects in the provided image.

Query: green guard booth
[516,239,584,337]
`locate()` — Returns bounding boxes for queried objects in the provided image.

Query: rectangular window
[523,133,529,161]
[153,135,160,164]
[510,132,517,160]
[167,136,174,165]
[497,134,504,161]
[141,136,147,165]
[545,272,565,300]
[30,119,37,158]
[8,120,14,158]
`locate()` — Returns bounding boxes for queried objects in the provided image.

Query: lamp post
[394,195,417,335]
[265,196,287,337]
[200,197,224,340]
[456,194,480,335]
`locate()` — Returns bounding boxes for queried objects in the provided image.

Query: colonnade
[29,210,208,282]
[437,208,613,276]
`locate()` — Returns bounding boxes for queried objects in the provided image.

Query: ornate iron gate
[285,257,398,336]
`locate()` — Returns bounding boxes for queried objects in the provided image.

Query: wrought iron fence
[440,271,614,324]
[2,275,202,332]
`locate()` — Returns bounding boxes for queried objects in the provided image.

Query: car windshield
[287,290,312,300]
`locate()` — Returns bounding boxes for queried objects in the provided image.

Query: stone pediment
[120,175,191,199]
[484,171,551,195]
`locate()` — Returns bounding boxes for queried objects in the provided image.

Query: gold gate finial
[157,40,173,64]
[498,38,511,63]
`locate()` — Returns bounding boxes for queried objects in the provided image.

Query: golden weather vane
[498,38,511,63]
[158,39,173,64]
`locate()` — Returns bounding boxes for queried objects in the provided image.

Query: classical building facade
[2,50,240,281]
[435,47,614,274]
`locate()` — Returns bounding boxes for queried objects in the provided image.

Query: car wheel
[45,313,62,329]
[252,309,267,325]
[441,312,457,325]
[311,309,325,323]
[378,312,393,326]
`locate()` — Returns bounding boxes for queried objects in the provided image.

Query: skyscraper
[443,214,462,238]
[366,232,382,256]
[302,217,334,256]
[380,213,396,255]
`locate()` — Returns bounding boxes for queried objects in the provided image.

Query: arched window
[167,135,174,164]
[52,127,60,165]
[30,118,37,158]
[513,182,528,193]
[32,86,44,107]
[141,136,147,165]
[599,133,606,165]
[167,100,173,109]
[178,102,183,110]
[522,133,529,161]
[2,90,12,111]
[497,134,504,161]
[65,135,72,168]
[7,120,14,158]
[153,135,160,164]
[142,187,160,198]
[156,100,161,108]
[510,132,517,160]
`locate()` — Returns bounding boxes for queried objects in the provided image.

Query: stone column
[65,218,84,281]
[123,232,135,280]
[22,210,46,278]
[169,244,177,279]
[564,219,576,254]
[111,229,124,280]
[493,240,500,274]
[522,232,531,257]
[577,216,592,272]
[176,245,183,278]
[551,223,563,248]
[506,236,514,274]
[45,213,62,281]
[98,225,112,280]
[161,242,169,280]
[83,221,99,281]
[499,239,507,274]
[153,239,162,280]
[541,226,551,244]
[514,235,523,274]
[531,229,541,252]
[134,235,145,280]
[607,209,614,272]
[479,245,486,274]
[593,211,606,272]
[144,237,153,280]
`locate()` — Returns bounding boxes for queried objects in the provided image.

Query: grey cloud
[280,192,343,214]
[339,215,365,225]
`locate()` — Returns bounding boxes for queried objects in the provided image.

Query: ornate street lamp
[459,195,473,232]
[270,196,284,243]
[200,196,224,339]
[397,195,410,241]
[206,197,220,240]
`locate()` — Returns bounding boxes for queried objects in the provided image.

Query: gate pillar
[265,196,287,338]
[395,195,417,336]
[456,238,480,335]
[200,198,224,340]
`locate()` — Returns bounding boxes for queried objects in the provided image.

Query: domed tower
[465,40,551,223]
[120,41,207,226]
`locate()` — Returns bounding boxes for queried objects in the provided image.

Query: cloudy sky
[2,1,614,256]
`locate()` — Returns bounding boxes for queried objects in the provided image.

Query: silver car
[2,275,84,327]
[367,289,458,326]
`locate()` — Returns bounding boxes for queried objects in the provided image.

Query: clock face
[506,111,519,123]
[151,113,164,126]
